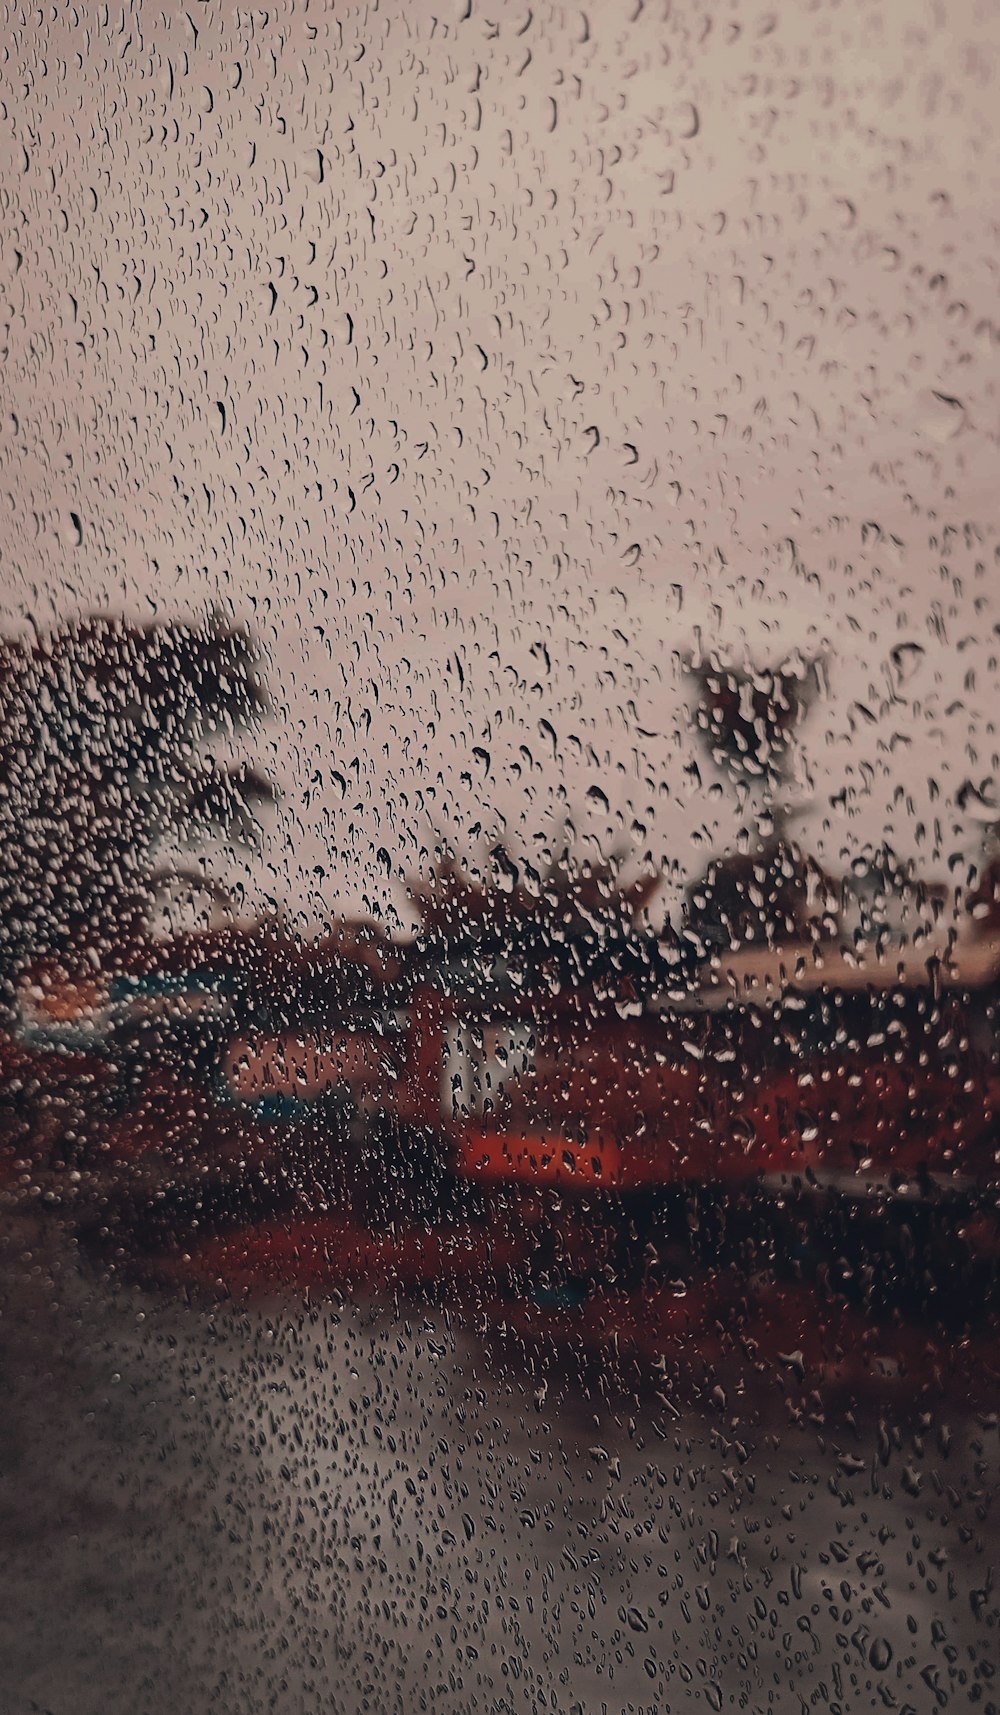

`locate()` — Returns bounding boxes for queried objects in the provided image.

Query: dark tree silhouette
[687,656,815,783]
[407,843,675,1002]
[0,612,272,982]
[684,842,839,956]
[683,649,837,956]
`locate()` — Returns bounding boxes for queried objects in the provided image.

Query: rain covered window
[1,2,1000,1711]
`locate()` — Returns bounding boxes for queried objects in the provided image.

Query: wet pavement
[1,1209,998,1715]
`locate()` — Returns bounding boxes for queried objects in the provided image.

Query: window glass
[1,3,999,1711]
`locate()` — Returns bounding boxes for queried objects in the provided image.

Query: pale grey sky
[0,0,998,928]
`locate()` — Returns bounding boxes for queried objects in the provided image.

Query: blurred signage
[222,1029,396,1103]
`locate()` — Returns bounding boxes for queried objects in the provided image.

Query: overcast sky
[0,0,998,929]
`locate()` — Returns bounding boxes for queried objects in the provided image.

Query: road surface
[0,1210,997,1715]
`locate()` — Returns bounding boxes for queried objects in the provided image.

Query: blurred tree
[0,613,272,984]
[845,842,948,941]
[683,841,839,957]
[682,649,838,957]
[407,843,679,1003]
